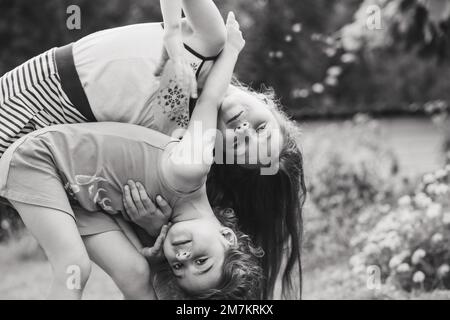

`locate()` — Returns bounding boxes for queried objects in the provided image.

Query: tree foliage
[0,0,449,118]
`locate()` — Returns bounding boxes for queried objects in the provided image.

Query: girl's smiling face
[163,219,236,294]
[217,88,283,168]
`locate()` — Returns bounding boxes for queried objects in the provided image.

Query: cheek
[221,130,236,147]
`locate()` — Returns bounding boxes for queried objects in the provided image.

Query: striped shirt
[0,49,87,157]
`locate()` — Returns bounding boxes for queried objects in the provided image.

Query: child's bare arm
[182,0,227,56]
[163,12,245,192]
[158,0,197,98]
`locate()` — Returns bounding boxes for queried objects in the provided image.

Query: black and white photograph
[0,0,450,303]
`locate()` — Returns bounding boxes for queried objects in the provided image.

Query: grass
[2,233,450,300]
[303,260,450,300]
[0,233,122,300]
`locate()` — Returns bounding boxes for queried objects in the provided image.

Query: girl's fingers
[121,196,132,221]
[154,225,169,250]
[227,11,235,24]
[156,195,172,218]
[123,185,137,219]
[128,181,145,213]
[140,225,168,258]
[136,182,156,214]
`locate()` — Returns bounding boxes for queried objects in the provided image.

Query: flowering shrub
[302,115,403,261]
[350,165,450,291]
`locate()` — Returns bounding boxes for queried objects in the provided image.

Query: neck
[171,193,218,225]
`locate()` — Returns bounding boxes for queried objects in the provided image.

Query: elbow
[216,24,227,49]
[206,25,227,55]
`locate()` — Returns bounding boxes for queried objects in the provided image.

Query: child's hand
[122,180,172,237]
[224,12,246,54]
[140,224,169,262]
[154,31,198,99]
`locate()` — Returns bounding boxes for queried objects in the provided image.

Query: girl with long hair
[0,0,306,299]
[0,16,263,299]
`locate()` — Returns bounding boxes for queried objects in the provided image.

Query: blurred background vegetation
[0,0,450,118]
[1,0,450,299]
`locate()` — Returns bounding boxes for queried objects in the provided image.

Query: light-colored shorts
[0,132,120,236]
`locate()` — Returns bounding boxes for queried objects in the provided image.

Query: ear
[220,227,238,248]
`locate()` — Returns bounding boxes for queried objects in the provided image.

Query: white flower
[325,76,338,87]
[431,233,444,244]
[423,173,436,184]
[426,204,442,219]
[324,47,337,57]
[1,219,10,230]
[412,271,426,283]
[341,52,357,64]
[438,264,450,277]
[292,23,302,33]
[285,35,293,43]
[389,255,403,269]
[312,83,325,94]
[397,263,410,273]
[414,193,432,209]
[411,249,426,265]
[327,66,343,77]
[426,184,437,195]
[398,195,412,207]
[363,243,380,256]
[434,169,447,180]
[341,24,363,51]
[443,212,450,225]
[291,88,309,99]
[435,184,449,196]
[275,51,284,59]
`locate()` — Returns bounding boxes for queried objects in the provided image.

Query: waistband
[54,44,97,122]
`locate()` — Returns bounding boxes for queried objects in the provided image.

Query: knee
[115,256,152,297]
[124,256,151,283]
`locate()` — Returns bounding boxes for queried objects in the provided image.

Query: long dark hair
[206,85,307,299]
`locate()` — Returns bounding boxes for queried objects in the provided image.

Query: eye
[256,123,267,133]
[195,258,208,266]
[172,263,183,270]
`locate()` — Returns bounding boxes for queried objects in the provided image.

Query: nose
[175,249,191,261]
[235,121,250,135]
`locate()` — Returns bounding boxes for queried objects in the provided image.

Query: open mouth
[226,111,244,125]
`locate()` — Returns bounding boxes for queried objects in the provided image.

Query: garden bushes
[302,115,404,264]
[350,165,450,291]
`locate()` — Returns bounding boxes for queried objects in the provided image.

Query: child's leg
[83,231,157,300]
[10,200,92,300]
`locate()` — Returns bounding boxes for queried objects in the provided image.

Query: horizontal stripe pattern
[0,49,87,157]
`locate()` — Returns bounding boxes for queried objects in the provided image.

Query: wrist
[223,44,241,57]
